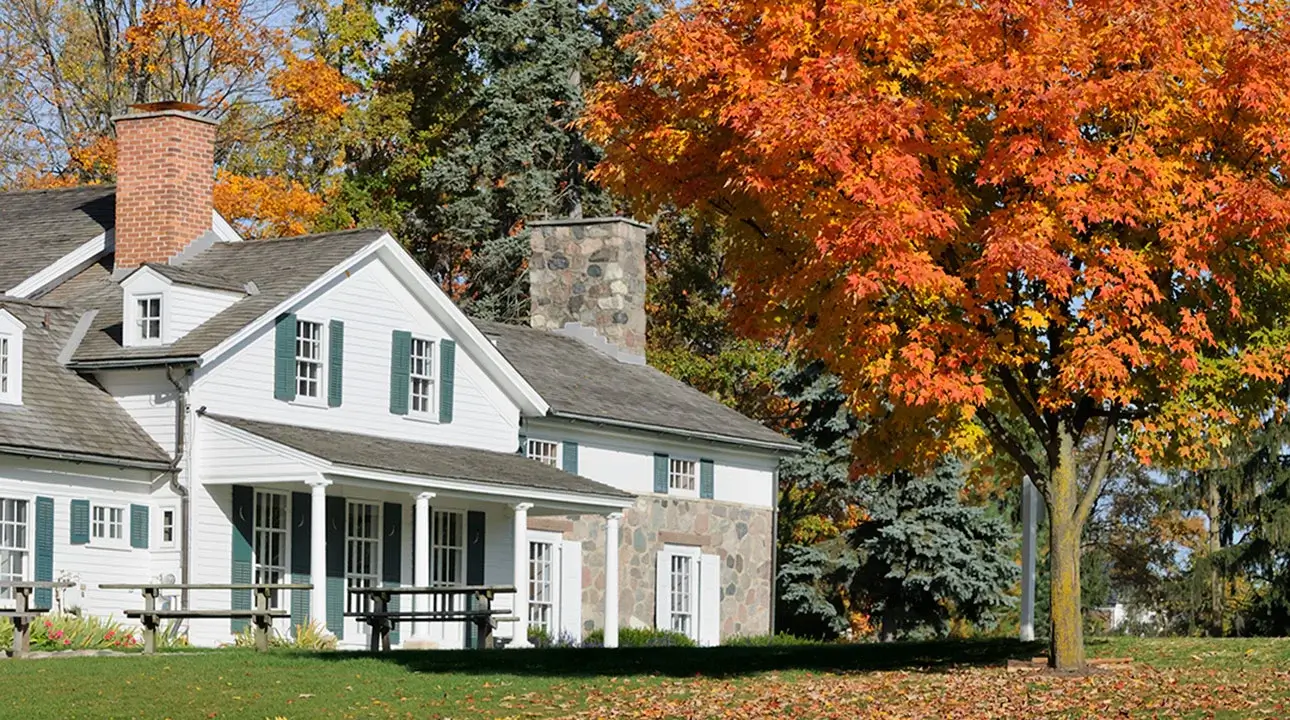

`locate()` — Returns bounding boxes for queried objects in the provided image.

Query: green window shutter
[274,313,297,401]
[130,504,149,549]
[389,330,411,415]
[328,319,344,407]
[230,485,254,632]
[699,459,715,500]
[653,453,670,494]
[562,441,579,475]
[34,497,53,608]
[382,502,402,645]
[439,339,456,423]
[69,499,90,544]
[325,495,345,638]
[290,491,311,632]
[465,510,486,649]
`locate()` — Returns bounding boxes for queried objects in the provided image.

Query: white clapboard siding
[169,284,241,342]
[96,369,177,455]
[191,253,520,453]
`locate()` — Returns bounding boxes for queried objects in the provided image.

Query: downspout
[166,367,192,610]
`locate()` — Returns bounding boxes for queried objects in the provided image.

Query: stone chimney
[111,101,217,272]
[529,218,650,363]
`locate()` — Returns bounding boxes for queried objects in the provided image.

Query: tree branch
[998,367,1049,440]
[1075,410,1118,529]
[977,406,1047,495]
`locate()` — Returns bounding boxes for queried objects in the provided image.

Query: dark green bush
[582,627,695,648]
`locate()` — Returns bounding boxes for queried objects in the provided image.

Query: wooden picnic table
[0,580,76,657]
[102,583,311,653]
[346,585,518,651]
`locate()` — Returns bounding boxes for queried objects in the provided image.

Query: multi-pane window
[161,509,175,547]
[430,510,464,586]
[669,554,694,638]
[409,337,435,415]
[137,296,162,341]
[526,440,559,467]
[253,491,288,608]
[346,502,381,614]
[91,505,125,545]
[0,499,27,600]
[669,459,698,493]
[0,336,9,395]
[295,320,323,398]
[528,541,555,632]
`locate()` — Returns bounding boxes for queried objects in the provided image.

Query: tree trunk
[1047,429,1086,671]
[1206,472,1223,636]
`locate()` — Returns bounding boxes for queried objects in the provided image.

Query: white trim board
[8,230,113,299]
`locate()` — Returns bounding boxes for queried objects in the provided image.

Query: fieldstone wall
[528,218,649,359]
[562,496,774,641]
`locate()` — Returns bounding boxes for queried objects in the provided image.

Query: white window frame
[293,319,327,404]
[0,498,29,602]
[135,295,163,343]
[668,458,699,498]
[252,491,289,609]
[90,503,128,549]
[0,310,25,406]
[525,439,560,468]
[665,544,700,640]
[345,501,382,614]
[159,506,177,549]
[527,530,562,634]
[408,336,437,419]
[430,509,464,586]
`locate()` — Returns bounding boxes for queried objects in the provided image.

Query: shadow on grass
[305,638,1044,679]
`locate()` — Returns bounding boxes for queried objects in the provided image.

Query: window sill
[88,542,133,552]
[289,397,330,410]
[402,412,441,425]
[666,489,700,500]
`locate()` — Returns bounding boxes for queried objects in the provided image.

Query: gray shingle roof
[0,300,170,466]
[0,185,115,293]
[473,320,798,450]
[58,229,386,363]
[203,413,633,499]
[141,263,248,293]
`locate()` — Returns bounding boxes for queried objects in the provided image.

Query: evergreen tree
[853,461,1019,641]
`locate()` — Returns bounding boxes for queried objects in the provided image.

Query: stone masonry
[112,102,218,272]
[528,218,649,359]
[538,496,774,641]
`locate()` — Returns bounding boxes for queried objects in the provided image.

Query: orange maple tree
[587,0,1290,669]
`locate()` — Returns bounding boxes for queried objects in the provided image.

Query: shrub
[528,626,579,648]
[722,633,820,647]
[233,620,337,650]
[583,627,695,648]
[0,614,142,652]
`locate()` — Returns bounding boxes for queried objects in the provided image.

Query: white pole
[1020,478,1038,642]
[604,512,622,648]
[412,492,434,640]
[511,502,533,648]
[308,478,331,631]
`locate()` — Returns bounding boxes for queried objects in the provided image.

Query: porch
[195,413,633,649]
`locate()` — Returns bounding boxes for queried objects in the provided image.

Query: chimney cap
[112,101,218,126]
[528,216,652,231]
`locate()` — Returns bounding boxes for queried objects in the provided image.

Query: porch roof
[202,413,633,500]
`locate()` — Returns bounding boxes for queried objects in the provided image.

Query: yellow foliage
[214,171,325,238]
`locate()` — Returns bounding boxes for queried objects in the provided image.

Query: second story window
[295,320,323,399]
[409,337,435,414]
[0,336,9,396]
[669,458,698,493]
[137,296,162,342]
[526,439,560,467]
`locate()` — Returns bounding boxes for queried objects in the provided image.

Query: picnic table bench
[346,585,518,651]
[102,583,311,653]
[0,580,76,657]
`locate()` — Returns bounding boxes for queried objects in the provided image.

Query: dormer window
[0,310,25,406]
[137,296,162,342]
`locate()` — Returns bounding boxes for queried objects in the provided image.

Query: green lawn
[1,638,1286,719]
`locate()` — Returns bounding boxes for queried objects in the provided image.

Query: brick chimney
[112,102,217,271]
[528,218,650,363]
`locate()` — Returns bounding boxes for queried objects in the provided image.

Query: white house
[0,102,796,649]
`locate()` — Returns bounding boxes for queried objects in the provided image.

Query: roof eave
[0,444,172,471]
[546,410,801,453]
[67,356,202,370]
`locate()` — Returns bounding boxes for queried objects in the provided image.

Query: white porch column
[511,502,534,648]
[1020,478,1038,642]
[412,492,434,640]
[308,478,332,630]
[604,512,622,649]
